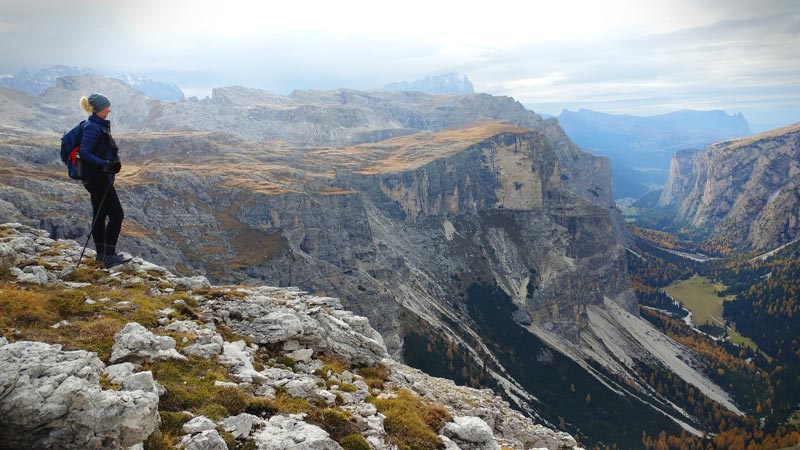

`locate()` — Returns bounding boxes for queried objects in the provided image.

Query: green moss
[339,434,371,450]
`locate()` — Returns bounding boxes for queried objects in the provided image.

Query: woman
[79,93,130,268]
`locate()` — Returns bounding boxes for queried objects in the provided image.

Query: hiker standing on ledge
[79,93,130,268]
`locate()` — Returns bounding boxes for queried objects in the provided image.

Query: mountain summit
[384,72,475,94]
[0,65,184,102]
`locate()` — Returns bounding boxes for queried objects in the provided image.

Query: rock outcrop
[659,122,800,250]
[0,222,584,450]
[0,341,159,450]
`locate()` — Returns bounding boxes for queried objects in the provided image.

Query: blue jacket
[79,114,120,182]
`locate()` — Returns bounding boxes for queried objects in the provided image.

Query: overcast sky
[1,0,798,131]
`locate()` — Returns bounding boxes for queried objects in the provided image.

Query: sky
[1,0,798,131]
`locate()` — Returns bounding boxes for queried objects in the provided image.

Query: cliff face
[0,75,739,444]
[659,123,800,250]
[558,108,752,200]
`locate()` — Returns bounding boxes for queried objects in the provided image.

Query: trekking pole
[76,181,113,269]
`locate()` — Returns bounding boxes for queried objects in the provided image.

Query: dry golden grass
[112,122,529,197]
[351,122,528,174]
[710,122,800,152]
[121,219,157,239]
[0,278,200,360]
[371,389,452,450]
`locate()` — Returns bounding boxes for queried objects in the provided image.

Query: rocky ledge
[0,222,583,450]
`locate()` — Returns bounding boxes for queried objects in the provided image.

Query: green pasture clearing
[664,274,731,327]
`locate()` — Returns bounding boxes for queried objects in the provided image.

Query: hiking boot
[103,246,131,268]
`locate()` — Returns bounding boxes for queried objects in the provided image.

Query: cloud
[0,0,797,130]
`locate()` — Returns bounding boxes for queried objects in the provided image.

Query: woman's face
[97,107,111,119]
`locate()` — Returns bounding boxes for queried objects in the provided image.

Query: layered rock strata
[659,123,800,250]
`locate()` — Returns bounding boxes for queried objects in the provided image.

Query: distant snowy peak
[0,65,97,95]
[0,65,184,102]
[110,73,184,102]
[384,72,475,94]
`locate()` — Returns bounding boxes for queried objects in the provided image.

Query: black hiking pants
[83,177,124,248]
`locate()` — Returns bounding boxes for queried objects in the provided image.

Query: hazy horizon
[1,0,798,132]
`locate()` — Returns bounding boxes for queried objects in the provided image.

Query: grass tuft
[371,389,451,450]
[356,364,390,390]
[339,433,371,450]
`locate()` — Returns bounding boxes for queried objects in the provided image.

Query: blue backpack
[60,121,87,180]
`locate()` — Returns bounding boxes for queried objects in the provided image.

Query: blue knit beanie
[88,93,111,113]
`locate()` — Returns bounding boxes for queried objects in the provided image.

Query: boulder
[110,322,186,363]
[104,363,137,384]
[171,275,211,290]
[284,377,320,400]
[218,413,262,439]
[442,416,499,450]
[16,264,50,284]
[182,429,228,450]
[183,416,217,434]
[0,341,159,450]
[253,415,343,450]
[286,348,314,363]
[218,340,260,382]
[122,371,165,396]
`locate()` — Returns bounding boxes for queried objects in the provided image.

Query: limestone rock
[105,363,137,384]
[218,413,262,439]
[218,340,260,382]
[0,341,159,450]
[660,123,800,250]
[110,322,187,363]
[171,275,211,290]
[206,291,389,367]
[442,416,499,450]
[287,348,314,363]
[16,264,50,284]
[441,435,462,450]
[183,416,218,434]
[253,415,343,450]
[167,320,224,359]
[182,429,228,450]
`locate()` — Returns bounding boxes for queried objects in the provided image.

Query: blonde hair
[79,96,93,114]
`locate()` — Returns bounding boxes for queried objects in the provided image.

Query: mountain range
[0,73,768,448]
[384,73,475,94]
[557,109,752,201]
[0,65,184,102]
